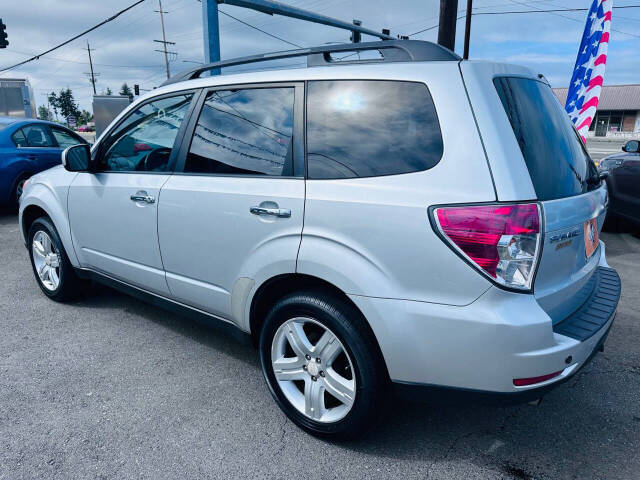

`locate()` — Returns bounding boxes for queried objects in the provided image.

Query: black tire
[28,216,85,302]
[259,291,387,440]
[11,173,30,208]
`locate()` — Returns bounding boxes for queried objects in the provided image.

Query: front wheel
[28,217,85,302]
[259,291,387,440]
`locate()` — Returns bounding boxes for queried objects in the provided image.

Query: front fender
[19,178,78,267]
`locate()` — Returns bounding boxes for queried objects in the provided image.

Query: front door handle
[130,190,155,204]
[250,206,291,218]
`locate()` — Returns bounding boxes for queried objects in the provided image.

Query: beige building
[553,84,640,136]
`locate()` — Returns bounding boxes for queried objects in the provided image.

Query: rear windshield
[0,118,16,130]
[494,77,598,201]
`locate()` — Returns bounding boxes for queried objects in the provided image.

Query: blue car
[0,116,88,206]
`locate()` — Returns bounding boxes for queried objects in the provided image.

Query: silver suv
[19,41,621,439]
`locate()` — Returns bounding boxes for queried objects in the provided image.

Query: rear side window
[21,125,55,147]
[12,129,27,147]
[494,77,598,201]
[306,80,443,179]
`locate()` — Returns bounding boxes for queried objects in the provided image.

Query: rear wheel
[28,217,85,301]
[259,291,386,439]
[11,173,30,207]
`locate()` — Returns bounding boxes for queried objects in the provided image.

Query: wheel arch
[248,273,390,380]
[21,204,49,240]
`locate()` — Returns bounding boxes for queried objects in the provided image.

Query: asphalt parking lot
[1,208,639,479]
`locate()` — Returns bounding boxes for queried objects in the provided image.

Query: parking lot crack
[274,414,288,457]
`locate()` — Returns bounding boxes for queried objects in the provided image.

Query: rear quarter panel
[298,63,496,306]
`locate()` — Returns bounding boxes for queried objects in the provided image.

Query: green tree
[48,88,80,120]
[37,105,51,121]
[119,82,133,101]
[79,109,93,125]
[104,86,113,96]
[57,88,81,120]
[47,91,59,120]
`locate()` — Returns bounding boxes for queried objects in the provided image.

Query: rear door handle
[130,190,155,204]
[250,206,291,218]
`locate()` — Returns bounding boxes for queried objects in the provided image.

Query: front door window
[98,93,193,172]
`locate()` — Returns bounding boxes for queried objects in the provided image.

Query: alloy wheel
[271,317,356,423]
[31,230,61,291]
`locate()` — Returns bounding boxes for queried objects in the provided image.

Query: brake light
[434,203,542,291]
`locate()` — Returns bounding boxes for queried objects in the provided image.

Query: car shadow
[77,284,259,368]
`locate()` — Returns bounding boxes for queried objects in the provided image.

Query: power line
[408,4,640,38]
[503,0,640,39]
[218,9,304,48]
[473,5,640,15]
[6,50,163,69]
[0,0,147,74]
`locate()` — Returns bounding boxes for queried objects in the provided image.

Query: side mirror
[622,140,639,153]
[62,144,91,172]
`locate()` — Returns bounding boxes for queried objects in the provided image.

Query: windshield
[494,76,599,201]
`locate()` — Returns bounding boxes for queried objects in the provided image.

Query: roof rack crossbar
[161,40,460,86]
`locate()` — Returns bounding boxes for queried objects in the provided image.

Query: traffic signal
[0,19,8,48]
[134,84,140,96]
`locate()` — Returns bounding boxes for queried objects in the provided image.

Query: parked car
[18,40,620,439]
[599,139,640,230]
[0,116,88,206]
[77,125,94,132]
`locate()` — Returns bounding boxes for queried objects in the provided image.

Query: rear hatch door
[484,71,605,321]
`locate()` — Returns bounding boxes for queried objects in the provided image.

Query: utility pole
[437,0,459,52]
[463,0,473,59]
[85,42,99,95]
[154,0,176,79]
[202,0,221,75]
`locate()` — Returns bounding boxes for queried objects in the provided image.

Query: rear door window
[494,77,598,200]
[185,87,295,176]
[50,127,85,148]
[306,80,443,179]
[22,125,55,147]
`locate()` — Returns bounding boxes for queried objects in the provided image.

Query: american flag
[565,0,613,141]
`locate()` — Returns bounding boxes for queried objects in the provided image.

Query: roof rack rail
[161,40,460,86]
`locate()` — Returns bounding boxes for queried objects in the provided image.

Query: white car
[19,40,620,439]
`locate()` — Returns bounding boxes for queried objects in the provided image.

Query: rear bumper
[348,266,620,399]
[393,318,613,405]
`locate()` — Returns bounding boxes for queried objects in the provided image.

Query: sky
[0,0,638,113]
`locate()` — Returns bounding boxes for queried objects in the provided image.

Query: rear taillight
[433,203,542,291]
